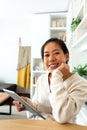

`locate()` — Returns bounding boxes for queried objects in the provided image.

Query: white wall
[0,0,70,84]
[0,17,32,83]
[29,14,50,58]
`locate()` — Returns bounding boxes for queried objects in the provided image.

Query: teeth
[49,63,58,67]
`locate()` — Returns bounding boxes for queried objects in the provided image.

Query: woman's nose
[49,54,55,61]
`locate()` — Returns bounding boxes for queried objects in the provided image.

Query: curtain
[17,46,31,89]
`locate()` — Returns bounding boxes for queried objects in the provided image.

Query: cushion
[0,92,10,104]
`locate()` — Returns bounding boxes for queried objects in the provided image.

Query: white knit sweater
[28,69,87,123]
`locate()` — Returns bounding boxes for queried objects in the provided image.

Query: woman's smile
[48,63,59,70]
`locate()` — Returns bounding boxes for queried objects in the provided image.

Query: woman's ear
[65,53,69,63]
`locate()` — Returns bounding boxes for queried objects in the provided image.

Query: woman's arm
[49,69,87,123]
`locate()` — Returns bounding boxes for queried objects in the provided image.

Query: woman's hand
[58,63,73,80]
[13,96,27,112]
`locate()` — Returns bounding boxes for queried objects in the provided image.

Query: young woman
[13,38,87,123]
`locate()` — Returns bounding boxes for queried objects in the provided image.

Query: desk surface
[0,119,87,130]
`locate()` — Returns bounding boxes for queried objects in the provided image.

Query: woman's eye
[54,52,60,55]
[44,54,49,57]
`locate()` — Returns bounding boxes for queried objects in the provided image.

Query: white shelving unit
[32,58,46,85]
[50,13,67,43]
[69,0,87,70]
[31,58,46,98]
[68,1,87,123]
[70,0,87,49]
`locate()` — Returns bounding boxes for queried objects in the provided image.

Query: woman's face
[43,42,69,72]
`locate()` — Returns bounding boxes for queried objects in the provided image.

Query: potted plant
[73,64,87,79]
[71,17,82,32]
[73,64,87,105]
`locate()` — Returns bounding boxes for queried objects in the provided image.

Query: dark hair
[41,38,69,62]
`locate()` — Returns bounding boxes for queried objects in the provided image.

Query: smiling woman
[13,38,87,124]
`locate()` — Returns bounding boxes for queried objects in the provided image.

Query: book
[3,88,46,120]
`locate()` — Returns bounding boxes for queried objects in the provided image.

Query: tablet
[3,88,46,120]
